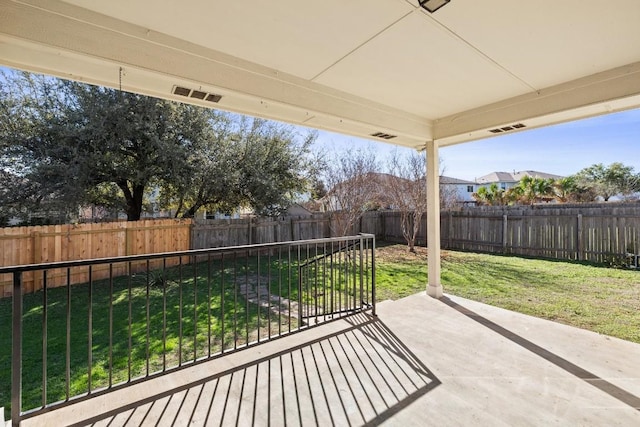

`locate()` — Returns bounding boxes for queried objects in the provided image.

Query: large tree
[1,71,321,222]
[574,162,640,201]
[0,71,208,220]
[163,115,321,218]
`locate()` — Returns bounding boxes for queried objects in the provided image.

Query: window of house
[466,185,474,192]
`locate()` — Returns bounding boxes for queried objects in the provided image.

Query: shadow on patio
[22,292,640,426]
[33,312,440,427]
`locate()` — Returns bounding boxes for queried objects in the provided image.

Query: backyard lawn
[376,243,640,344]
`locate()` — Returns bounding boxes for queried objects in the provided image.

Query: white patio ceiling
[2,0,640,149]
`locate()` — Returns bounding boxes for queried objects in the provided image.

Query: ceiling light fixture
[419,0,450,13]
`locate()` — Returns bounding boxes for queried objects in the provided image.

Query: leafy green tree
[0,72,84,220]
[552,176,577,203]
[164,115,321,218]
[1,70,321,222]
[0,71,208,221]
[574,163,640,201]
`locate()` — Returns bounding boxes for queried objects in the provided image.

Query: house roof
[440,176,476,185]
[476,172,518,184]
[477,170,564,184]
[1,1,639,149]
[512,170,564,181]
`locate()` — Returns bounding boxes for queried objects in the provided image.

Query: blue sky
[312,108,640,182]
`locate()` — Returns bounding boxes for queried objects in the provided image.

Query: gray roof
[512,170,564,181]
[476,170,563,184]
[440,176,476,185]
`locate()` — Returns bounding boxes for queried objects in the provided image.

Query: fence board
[0,219,192,296]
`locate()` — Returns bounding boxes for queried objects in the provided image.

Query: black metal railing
[1,234,375,426]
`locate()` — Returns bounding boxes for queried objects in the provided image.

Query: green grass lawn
[376,244,640,344]
[0,255,294,414]
[0,247,364,415]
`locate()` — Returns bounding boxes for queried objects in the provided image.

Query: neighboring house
[476,170,563,191]
[440,176,477,206]
[319,172,411,212]
[285,203,313,217]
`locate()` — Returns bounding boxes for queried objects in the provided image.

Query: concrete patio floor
[21,293,640,426]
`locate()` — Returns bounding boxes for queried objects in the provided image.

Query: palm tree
[553,177,576,203]
[514,176,555,205]
[473,183,506,206]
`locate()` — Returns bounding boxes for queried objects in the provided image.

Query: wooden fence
[3,203,639,297]
[439,204,640,263]
[0,219,192,297]
[191,214,331,249]
[375,203,640,263]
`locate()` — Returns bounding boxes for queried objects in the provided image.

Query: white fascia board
[435,62,640,146]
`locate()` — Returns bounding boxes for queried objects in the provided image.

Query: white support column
[425,141,443,298]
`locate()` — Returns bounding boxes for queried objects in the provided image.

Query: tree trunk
[182,204,200,218]
[118,180,145,221]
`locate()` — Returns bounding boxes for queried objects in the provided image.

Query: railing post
[359,236,364,309]
[371,236,376,317]
[12,272,23,427]
[298,245,303,329]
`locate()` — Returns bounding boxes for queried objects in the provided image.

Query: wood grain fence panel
[0,219,193,295]
[439,205,640,262]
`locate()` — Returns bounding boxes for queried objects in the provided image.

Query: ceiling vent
[370,132,397,140]
[489,123,526,134]
[172,86,222,103]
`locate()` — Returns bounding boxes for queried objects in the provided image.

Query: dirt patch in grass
[375,243,456,264]
[376,244,427,263]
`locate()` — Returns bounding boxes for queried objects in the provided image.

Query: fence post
[502,214,508,253]
[448,211,453,249]
[577,214,583,261]
[290,218,295,241]
[12,272,23,427]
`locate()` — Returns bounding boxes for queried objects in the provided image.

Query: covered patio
[21,293,640,426]
[2,0,640,425]
[2,0,640,296]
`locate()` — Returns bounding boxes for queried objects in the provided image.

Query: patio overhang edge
[0,0,432,149]
[434,61,640,146]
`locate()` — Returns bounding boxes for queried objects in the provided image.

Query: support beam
[425,141,443,298]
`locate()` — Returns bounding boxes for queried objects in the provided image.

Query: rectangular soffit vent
[172,86,222,103]
[489,123,526,134]
[370,132,397,140]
